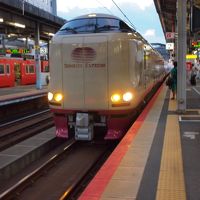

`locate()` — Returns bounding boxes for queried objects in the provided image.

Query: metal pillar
[2,34,6,53]
[25,37,28,49]
[177,0,187,112]
[35,22,42,89]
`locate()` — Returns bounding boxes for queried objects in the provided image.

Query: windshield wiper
[59,27,77,34]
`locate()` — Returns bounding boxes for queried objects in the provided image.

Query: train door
[0,63,6,87]
[0,59,15,87]
[41,60,49,85]
[21,60,36,85]
[13,60,21,85]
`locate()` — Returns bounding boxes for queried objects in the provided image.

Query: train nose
[61,36,109,110]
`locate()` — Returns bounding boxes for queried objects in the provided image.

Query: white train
[48,13,165,141]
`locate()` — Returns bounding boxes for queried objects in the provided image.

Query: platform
[0,85,47,106]
[0,81,200,199]
[79,80,200,200]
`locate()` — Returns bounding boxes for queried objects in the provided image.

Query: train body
[0,58,49,87]
[48,13,165,140]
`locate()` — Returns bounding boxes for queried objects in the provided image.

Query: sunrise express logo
[71,47,96,62]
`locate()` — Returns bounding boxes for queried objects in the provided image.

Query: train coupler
[75,113,94,140]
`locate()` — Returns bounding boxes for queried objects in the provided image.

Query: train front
[48,14,136,141]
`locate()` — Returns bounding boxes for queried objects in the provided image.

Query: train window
[25,65,29,73]
[58,18,96,34]
[44,65,49,72]
[57,17,133,35]
[0,64,5,75]
[96,18,119,32]
[119,21,132,32]
[29,65,35,73]
[25,65,35,74]
[6,64,10,74]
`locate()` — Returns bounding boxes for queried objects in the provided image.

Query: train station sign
[166,32,175,39]
[0,48,31,54]
[192,41,200,48]
[186,54,197,59]
[166,43,174,50]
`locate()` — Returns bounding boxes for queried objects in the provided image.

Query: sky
[56,0,166,44]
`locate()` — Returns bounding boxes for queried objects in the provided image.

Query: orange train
[0,58,49,87]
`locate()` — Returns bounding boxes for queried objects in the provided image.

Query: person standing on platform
[170,61,177,100]
[190,65,197,86]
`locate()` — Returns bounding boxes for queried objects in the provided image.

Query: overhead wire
[95,0,113,15]
[111,0,136,30]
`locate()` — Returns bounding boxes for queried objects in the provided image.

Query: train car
[20,59,36,85]
[0,58,15,87]
[48,13,165,141]
[41,60,50,85]
[0,58,49,87]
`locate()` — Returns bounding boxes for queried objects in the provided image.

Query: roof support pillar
[35,21,42,89]
[177,0,187,112]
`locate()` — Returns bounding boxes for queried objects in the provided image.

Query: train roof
[57,13,162,56]
[71,13,121,21]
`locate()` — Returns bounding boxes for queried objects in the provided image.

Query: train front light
[123,92,133,102]
[54,93,63,102]
[48,92,53,101]
[111,94,121,103]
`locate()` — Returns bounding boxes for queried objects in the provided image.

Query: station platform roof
[0,0,66,40]
[154,0,200,41]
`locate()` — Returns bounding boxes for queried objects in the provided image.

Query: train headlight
[111,94,121,103]
[48,92,53,101]
[123,92,133,102]
[54,93,63,102]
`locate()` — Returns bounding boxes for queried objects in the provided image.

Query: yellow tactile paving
[168,99,177,111]
[156,100,186,200]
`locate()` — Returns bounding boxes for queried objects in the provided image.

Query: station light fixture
[8,33,17,38]
[44,32,54,37]
[48,32,54,36]
[0,18,3,22]
[9,22,26,28]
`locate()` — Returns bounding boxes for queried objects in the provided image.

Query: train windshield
[57,17,132,35]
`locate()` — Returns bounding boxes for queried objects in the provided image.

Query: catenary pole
[177,0,187,112]
[35,21,42,89]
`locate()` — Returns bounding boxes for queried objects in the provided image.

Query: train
[0,58,49,87]
[48,13,166,141]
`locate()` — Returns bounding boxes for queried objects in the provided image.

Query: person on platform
[190,65,197,86]
[170,61,177,100]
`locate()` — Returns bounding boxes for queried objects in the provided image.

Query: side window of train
[29,65,35,73]
[25,65,29,74]
[6,64,10,75]
[0,64,5,75]
[119,21,132,32]
[25,65,34,74]
[44,65,49,72]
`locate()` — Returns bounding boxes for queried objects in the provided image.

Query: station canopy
[0,0,66,41]
[154,0,200,42]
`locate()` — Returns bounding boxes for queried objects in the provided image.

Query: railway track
[0,139,117,200]
[0,109,54,151]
